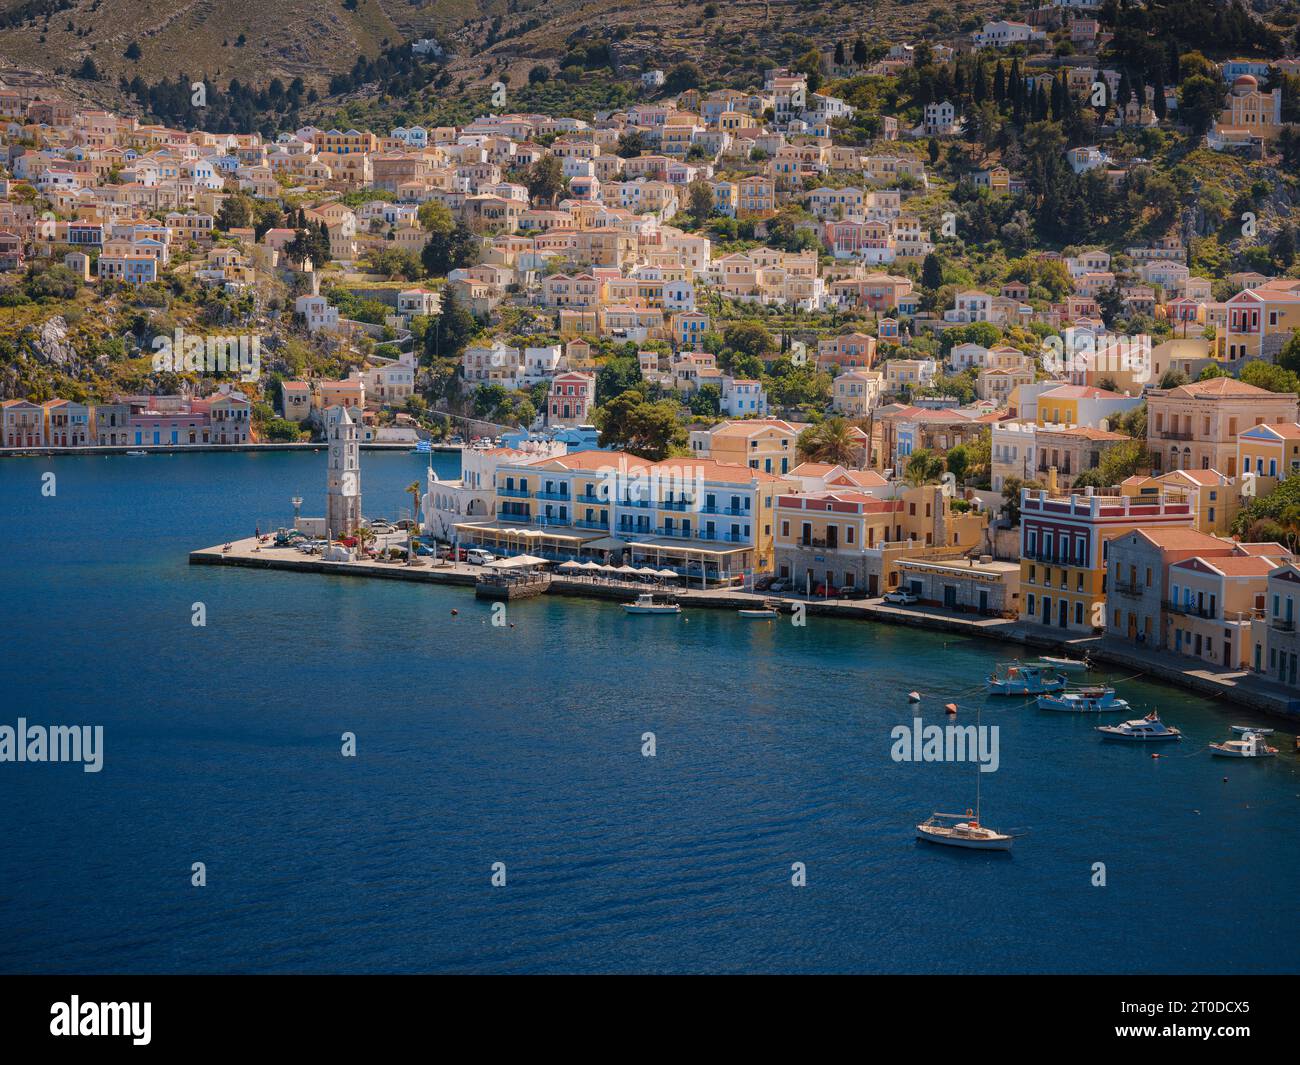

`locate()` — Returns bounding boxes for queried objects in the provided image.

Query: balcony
[535,491,571,501]
[700,505,748,516]
[574,519,609,530]
[575,493,604,505]
[1023,551,1076,566]
[1112,580,1144,598]
[1155,430,1194,442]
[1270,617,1296,632]
[1165,600,1217,620]
[498,487,531,499]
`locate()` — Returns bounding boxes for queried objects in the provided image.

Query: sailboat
[915,704,1015,851]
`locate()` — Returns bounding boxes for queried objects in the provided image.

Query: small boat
[623,592,680,615]
[987,664,1067,696]
[916,811,1014,851]
[125,450,148,456]
[1096,711,1182,742]
[1036,686,1129,713]
[1209,727,1278,759]
[908,691,921,703]
[1031,654,1091,672]
[738,599,780,618]
[915,702,1015,851]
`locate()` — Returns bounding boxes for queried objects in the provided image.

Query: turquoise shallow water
[1,450,1297,973]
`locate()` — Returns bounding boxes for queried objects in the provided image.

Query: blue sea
[1,450,1297,973]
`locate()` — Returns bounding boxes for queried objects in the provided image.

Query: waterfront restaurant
[451,449,788,584]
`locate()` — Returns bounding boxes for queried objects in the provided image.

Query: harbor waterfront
[3,450,1300,973]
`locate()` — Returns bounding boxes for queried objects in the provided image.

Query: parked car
[466,549,496,566]
[768,579,789,593]
[437,545,468,562]
[882,591,918,605]
[752,575,773,591]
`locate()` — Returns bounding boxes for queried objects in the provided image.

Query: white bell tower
[325,405,361,538]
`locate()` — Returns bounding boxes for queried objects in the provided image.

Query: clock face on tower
[341,472,358,497]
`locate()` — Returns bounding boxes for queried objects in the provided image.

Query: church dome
[1232,74,1258,95]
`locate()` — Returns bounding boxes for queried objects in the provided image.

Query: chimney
[1047,465,1058,495]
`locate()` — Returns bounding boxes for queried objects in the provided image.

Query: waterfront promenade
[0,441,460,458]
[191,536,1300,721]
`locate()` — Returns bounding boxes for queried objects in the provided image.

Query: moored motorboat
[1036,686,1129,713]
[1030,654,1091,672]
[987,664,1067,696]
[916,812,1014,851]
[738,598,780,618]
[1096,711,1182,741]
[1209,727,1278,758]
[623,592,681,615]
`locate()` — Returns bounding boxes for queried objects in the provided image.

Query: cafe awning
[485,554,549,569]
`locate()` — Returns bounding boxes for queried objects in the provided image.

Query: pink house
[548,372,595,427]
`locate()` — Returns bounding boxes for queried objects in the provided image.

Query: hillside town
[5,2,1300,694]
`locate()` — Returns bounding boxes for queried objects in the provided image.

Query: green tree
[525,154,565,205]
[1178,74,1223,136]
[1241,361,1300,393]
[595,390,686,460]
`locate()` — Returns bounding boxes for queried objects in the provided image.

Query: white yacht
[1036,686,1130,713]
[1096,711,1182,742]
[623,593,681,615]
[1209,727,1278,759]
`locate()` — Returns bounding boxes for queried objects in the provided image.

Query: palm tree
[903,448,945,487]
[407,480,424,561]
[796,417,859,466]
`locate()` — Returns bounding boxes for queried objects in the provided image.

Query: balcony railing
[1112,580,1144,597]
[1023,552,1078,566]
[573,519,609,530]
[1165,600,1216,620]
[498,487,530,499]
[1155,430,1194,442]
[1270,617,1296,632]
[535,490,570,501]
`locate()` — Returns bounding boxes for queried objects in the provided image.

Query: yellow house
[1034,384,1139,430]
[1237,422,1300,491]
[690,419,805,476]
[1119,469,1241,537]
